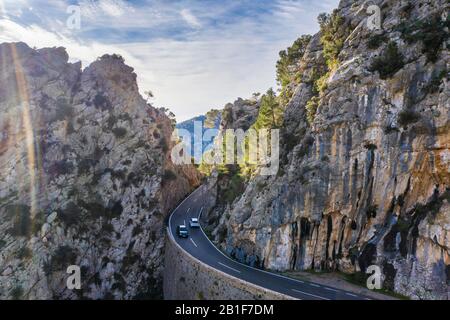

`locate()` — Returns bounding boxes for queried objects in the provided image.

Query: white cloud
[0,0,340,121]
[79,0,134,19]
[0,18,118,63]
[0,2,5,17]
[180,9,201,28]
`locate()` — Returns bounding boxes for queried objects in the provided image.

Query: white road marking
[324,287,339,293]
[169,186,368,301]
[184,220,186,226]
[309,283,321,288]
[196,207,322,295]
[167,185,202,239]
[187,207,191,213]
[218,262,241,274]
[292,289,330,300]
[346,292,358,297]
[190,238,198,248]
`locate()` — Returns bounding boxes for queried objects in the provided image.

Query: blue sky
[0,0,339,121]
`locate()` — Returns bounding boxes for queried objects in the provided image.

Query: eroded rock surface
[207,0,449,299]
[0,43,200,299]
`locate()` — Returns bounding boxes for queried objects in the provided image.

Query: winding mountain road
[168,185,373,300]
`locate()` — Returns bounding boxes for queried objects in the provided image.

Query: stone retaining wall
[163,231,293,300]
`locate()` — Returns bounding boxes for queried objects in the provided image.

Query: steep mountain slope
[0,42,200,299]
[206,0,449,299]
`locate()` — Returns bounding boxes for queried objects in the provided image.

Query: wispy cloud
[180,8,201,28]
[0,0,339,121]
[79,0,134,18]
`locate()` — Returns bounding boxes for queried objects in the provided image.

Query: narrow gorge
[0,0,448,301]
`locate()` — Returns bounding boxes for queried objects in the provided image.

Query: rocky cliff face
[207,0,449,299]
[200,97,260,236]
[0,42,200,299]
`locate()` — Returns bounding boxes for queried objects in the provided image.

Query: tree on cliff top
[253,88,283,130]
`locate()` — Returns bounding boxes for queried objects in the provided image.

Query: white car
[189,217,200,228]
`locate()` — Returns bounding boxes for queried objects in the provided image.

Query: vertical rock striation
[208,0,449,299]
[0,42,200,299]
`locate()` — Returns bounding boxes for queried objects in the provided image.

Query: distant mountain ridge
[176,110,221,161]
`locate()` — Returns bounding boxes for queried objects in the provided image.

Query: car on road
[177,225,189,238]
[189,217,200,228]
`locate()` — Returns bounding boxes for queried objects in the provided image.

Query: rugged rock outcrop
[220,97,260,132]
[207,0,449,299]
[0,42,200,299]
[199,97,260,237]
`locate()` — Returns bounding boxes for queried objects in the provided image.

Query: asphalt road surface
[168,185,373,300]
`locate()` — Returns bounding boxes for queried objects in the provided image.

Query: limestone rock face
[0,43,199,299]
[220,97,260,132]
[209,0,449,299]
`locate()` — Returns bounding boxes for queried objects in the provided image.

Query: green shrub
[132,225,143,237]
[7,205,31,237]
[49,160,74,176]
[78,159,96,175]
[318,10,350,70]
[17,246,32,259]
[369,42,404,79]
[31,211,46,235]
[112,127,127,139]
[111,169,127,180]
[118,113,133,122]
[111,201,123,218]
[283,131,300,154]
[398,14,450,63]
[220,173,245,205]
[306,96,320,125]
[50,245,77,271]
[424,69,447,94]
[58,202,80,227]
[364,143,377,150]
[107,115,117,129]
[297,135,315,157]
[276,35,312,100]
[366,205,378,218]
[197,291,205,300]
[159,138,169,152]
[10,286,23,300]
[253,88,283,130]
[367,34,388,49]
[54,98,74,121]
[396,218,410,232]
[93,93,112,110]
[112,273,126,292]
[162,169,177,182]
[78,200,123,220]
[102,222,114,233]
[384,125,400,134]
[399,3,414,19]
[398,109,420,128]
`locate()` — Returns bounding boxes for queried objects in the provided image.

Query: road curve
[168,185,372,300]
